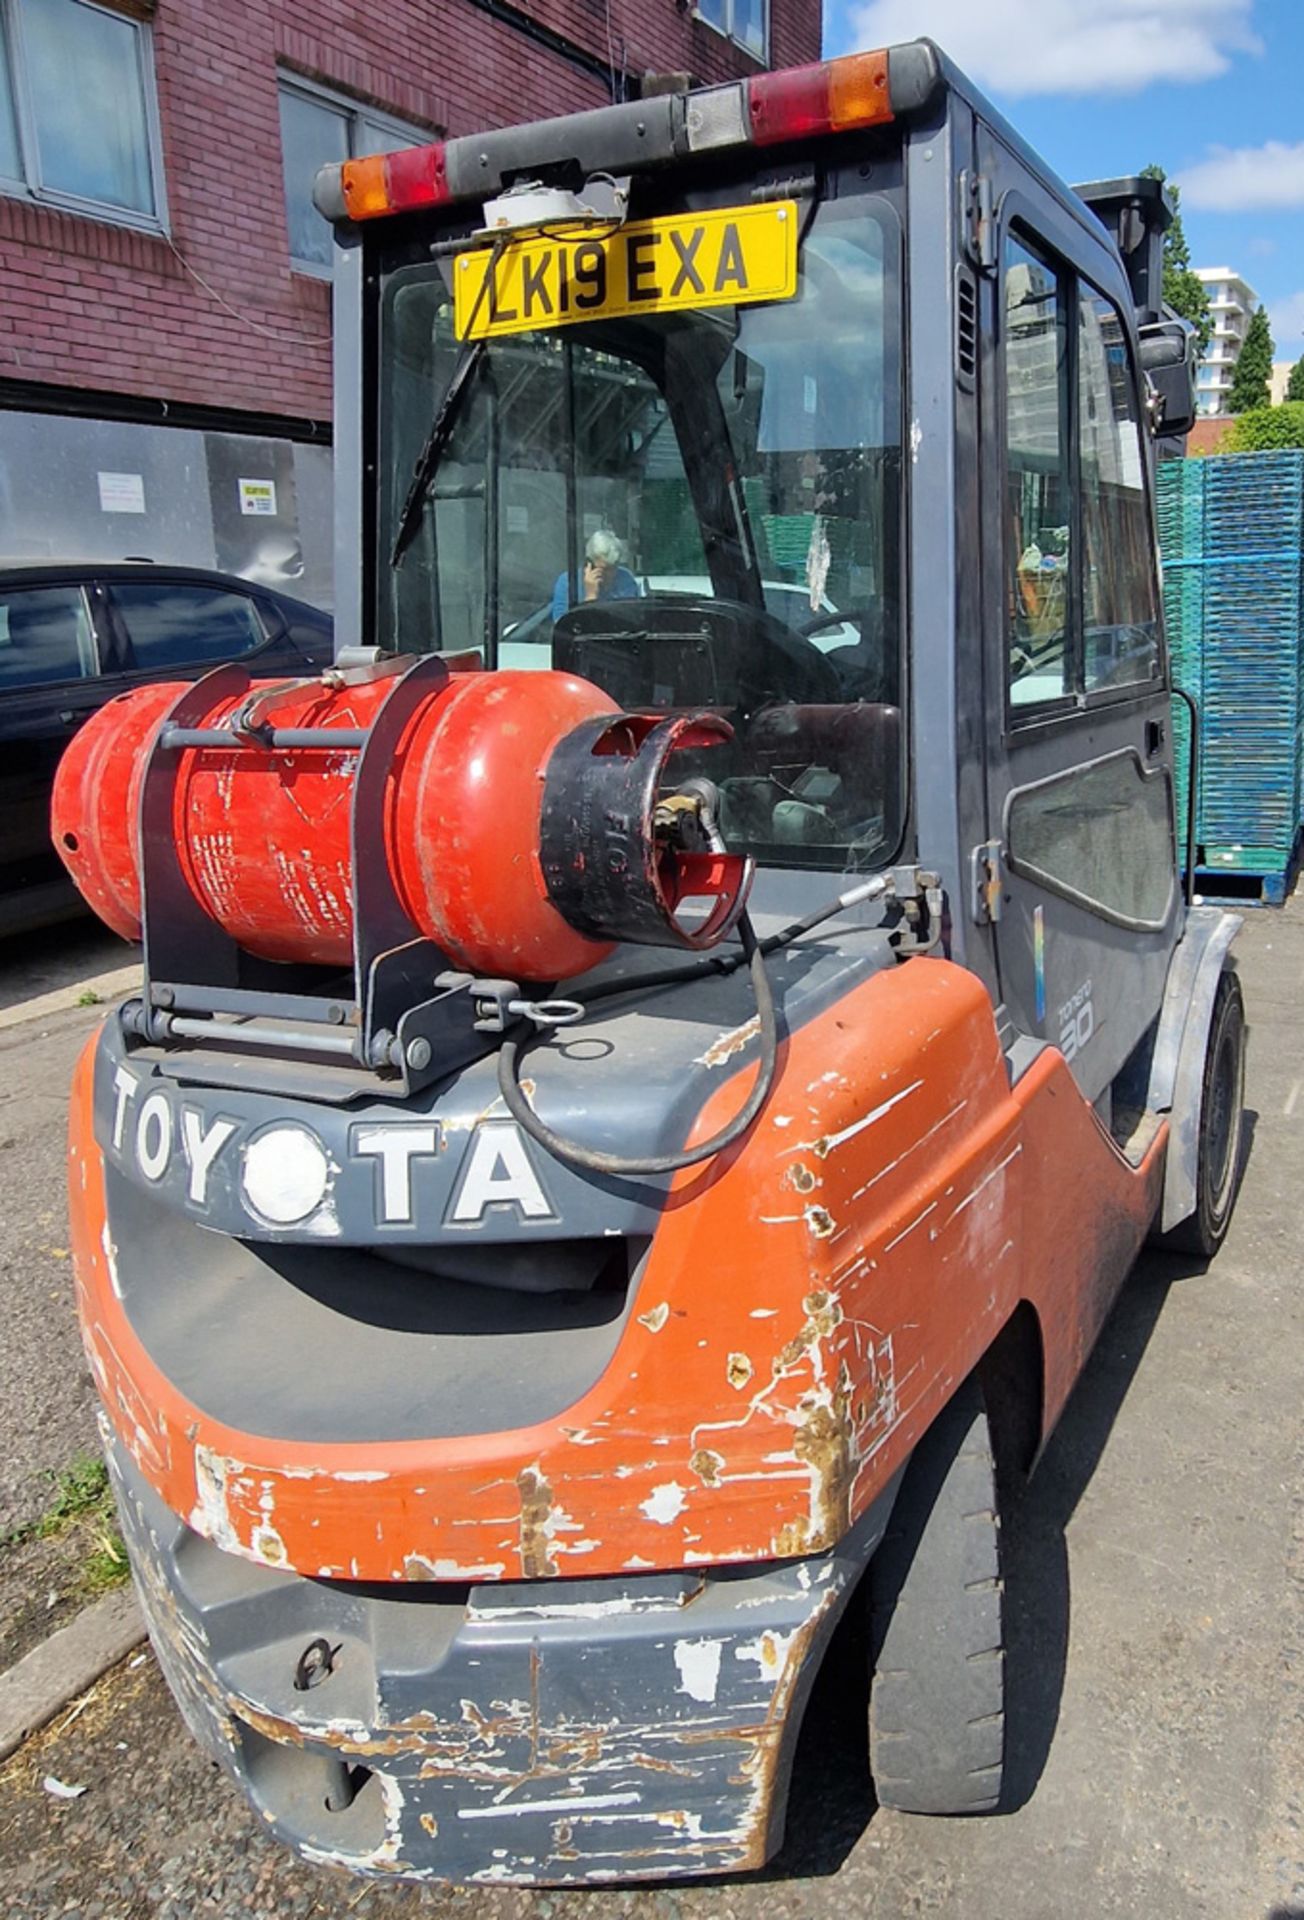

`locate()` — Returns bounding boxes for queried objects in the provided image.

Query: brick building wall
[0,0,821,427]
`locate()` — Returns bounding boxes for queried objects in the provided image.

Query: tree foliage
[1141,163,1212,356]
[1287,358,1304,405]
[1226,306,1275,415]
[1222,403,1304,453]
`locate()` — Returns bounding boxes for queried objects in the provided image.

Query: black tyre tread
[1161,968,1247,1258]
[868,1377,1004,1815]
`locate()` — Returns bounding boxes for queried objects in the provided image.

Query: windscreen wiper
[390,237,507,571]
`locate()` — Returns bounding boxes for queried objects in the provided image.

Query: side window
[109,584,266,672]
[0,0,166,228]
[1006,750,1175,929]
[1078,291,1161,693]
[0,586,96,688]
[1004,236,1071,707]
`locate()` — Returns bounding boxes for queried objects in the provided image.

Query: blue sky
[823,0,1304,362]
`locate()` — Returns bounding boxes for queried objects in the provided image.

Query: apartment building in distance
[1269,361,1297,406]
[1193,266,1259,418]
[0,0,821,605]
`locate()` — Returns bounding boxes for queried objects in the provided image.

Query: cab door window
[1003,229,1165,723]
[1004,235,1072,708]
[1077,291,1161,693]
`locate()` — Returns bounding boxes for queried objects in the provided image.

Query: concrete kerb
[0,962,142,1034]
[0,1585,145,1763]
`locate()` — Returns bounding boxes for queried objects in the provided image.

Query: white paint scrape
[674,1637,724,1704]
[639,1482,687,1525]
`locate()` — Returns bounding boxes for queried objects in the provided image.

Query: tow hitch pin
[509,998,585,1027]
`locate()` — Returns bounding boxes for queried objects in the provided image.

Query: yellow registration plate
[454,201,798,341]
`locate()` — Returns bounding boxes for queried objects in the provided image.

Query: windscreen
[377,185,903,872]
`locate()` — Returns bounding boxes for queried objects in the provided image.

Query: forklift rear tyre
[1160,968,1246,1259]
[868,1376,1004,1815]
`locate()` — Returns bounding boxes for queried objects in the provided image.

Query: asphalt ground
[0,922,140,1665]
[0,900,1300,1919]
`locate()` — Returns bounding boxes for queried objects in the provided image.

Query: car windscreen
[376,181,903,873]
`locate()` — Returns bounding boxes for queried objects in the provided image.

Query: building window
[0,0,164,226]
[279,75,429,273]
[695,0,768,61]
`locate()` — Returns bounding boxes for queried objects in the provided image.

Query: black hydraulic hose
[578,873,893,1008]
[496,876,892,1179]
[498,911,778,1177]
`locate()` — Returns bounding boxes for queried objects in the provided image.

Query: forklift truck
[57,38,1244,1885]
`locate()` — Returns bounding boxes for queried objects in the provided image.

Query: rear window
[0,585,96,688]
[110,583,266,671]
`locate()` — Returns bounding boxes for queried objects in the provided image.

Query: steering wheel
[794,603,879,640]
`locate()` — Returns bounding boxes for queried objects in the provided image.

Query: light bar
[339,141,450,221]
[749,49,892,146]
[318,44,918,227]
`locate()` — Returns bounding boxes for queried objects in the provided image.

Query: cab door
[978,150,1181,1107]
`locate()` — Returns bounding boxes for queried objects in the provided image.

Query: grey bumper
[108,1433,897,1885]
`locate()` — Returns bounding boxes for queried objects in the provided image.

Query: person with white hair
[550,528,640,622]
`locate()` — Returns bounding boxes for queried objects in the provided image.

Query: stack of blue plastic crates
[1156,449,1304,901]
[1156,458,1204,851]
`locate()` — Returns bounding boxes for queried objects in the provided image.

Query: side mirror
[1138,315,1197,439]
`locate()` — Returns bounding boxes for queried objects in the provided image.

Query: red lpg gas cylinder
[52,668,622,982]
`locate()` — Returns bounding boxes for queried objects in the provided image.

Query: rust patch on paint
[804,1205,836,1239]
[774,1289,843,1375]
[726,1351,754,1391]
[699,1015,761,1068]
[793,1377,854,1549]
[785,1162,818,1195]
[772,1517,811,1557]
[690,1447,725,1486]
[517,1466,558,1579]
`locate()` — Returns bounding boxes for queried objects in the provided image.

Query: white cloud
[1267,292,1304,356]
[1178,141,1304,211]
[843,0,1261,98]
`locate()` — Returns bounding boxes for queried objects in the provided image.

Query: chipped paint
[516,1466,557,1579]
[636,1302,670,1334]
[639,1482,687,1525]
[100,1220,122,1301]
[250,1520,288,1567]
[189,1446,241,1553]
[726,1352,753,1391]
[808,1078,925,1157]
[673,1638,723,1703]
[696,1015,761,1068]
[689,1448,724,1486]
[458,1791,643,1821]
[404,1554,508,1582]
